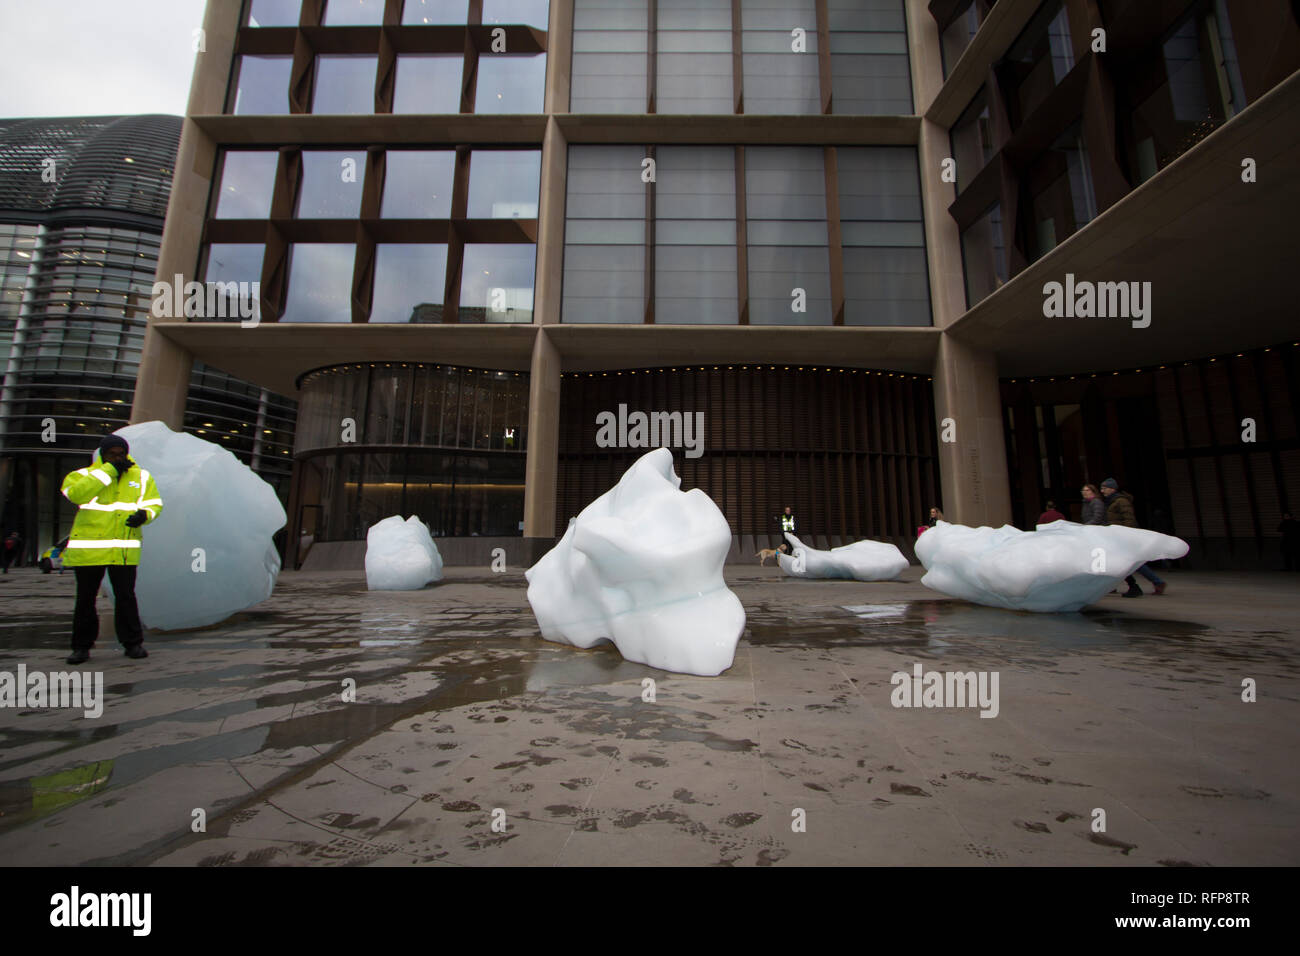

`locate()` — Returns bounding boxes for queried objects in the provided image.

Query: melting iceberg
[777,532,909,581]
[525,448,745,676]
[915,520,1189,612]
[365,515,443,590]
[107,421,286,630]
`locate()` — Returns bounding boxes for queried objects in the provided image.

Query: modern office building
[131,0,1299,570]
[0,115,297,562]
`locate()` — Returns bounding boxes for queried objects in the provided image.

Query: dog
[756,544,790,567]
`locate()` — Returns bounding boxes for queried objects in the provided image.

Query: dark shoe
[124,644,148,659]
[66,649,90,665]
[1153,582,1166,595]
[1122,586,1143,597]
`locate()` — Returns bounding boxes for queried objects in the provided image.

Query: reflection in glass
[571,0,648,113]
[382,151,454,218]
[838,147,930,326]
[201,244,264,322]
[313,56,377,114]
[459,245,535,323]
[322,0,384,26]
[474,54,547,113]
[1004,0,1073,121]
[960,203,1006,308]
[231,56,292,114]
[829,0,912,114]
[297,151,365,218]
[282,244,355,322]
[402,0,469,24]
[746,147,829,326]
[950,89,993,193]
[742,0,819,114]
[657,0,732,113]
[655,146,736,324]
[562,146,644,323]
[1026,124,1096,261]
[214,152,278,218]
[467,151,541,218]
[393,56,463,113]
[371,244,448,322]
[482,0,550,28]
[247,0,301,27]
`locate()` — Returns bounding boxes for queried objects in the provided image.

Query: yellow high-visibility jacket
[60,452,163,566]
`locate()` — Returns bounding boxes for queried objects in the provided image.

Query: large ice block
[777,532,909,581]
[525,448,745,676]
[915,519,1189,612]
[365,515,443,590]
[107,421,286,630]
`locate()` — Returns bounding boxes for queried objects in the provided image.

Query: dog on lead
[756,543,791,566]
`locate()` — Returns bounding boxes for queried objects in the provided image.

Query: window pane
[313,56,377,114]
[248,0,301,27]
[829,0,912,114]
[657,0,731,113]
[371,244,448,322]
[468,151,541,217]
[482,0,549,28]
[571,0,648,112]
[382,151,454,218]
[393,55,463,113]
[282,244,355,322]
[742,0,819,114]
[961,203,1005,308]
[950,88,993,193]
[474,54,547,113]
[323,0,385,26]
[297,151,365,218]
[214,152,278,219]
[746,147,828,325]
[563,146,645,323]
[655,146,736,324]
[459,245,535,322]
[232,56,292,114]
[201,244,264,322]
[402,0,469,25]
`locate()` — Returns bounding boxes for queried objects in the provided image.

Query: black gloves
[125,510,148,528]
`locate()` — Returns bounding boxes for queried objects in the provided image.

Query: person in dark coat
[1101,478,1166,597]
[1038,500,1065,524]
[1,531,20,573]
[1280,513,1300,571]
[1080,485,1106,525]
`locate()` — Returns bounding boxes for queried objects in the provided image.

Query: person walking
[1080,484,1106,525]
[1101,477,1166,597]
[61,435,163,664]
[1,530,21,573]
[1279,512,1300,571]
[1038,500,1065,524]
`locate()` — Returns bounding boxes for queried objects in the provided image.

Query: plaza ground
[0,565,1296,866]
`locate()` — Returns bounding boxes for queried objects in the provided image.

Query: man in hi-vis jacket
[60,435,163,664]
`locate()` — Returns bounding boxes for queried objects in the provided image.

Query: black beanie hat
[99,434,129,454]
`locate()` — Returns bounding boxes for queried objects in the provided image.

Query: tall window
[562,146,646,323]
[655,147,738,324]
[746,147,830,326]
[741,0,820,115]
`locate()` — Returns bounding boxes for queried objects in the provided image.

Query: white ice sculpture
[525,448,745,677]
[365,515,443,590]
[777,532,909,581]
[915,519,1189,612]
[106,421,286,630]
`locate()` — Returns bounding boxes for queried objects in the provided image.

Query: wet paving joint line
[554,730,628,866]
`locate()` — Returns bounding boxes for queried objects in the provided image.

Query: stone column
[933,334,1012,527]
[523,328,561,556]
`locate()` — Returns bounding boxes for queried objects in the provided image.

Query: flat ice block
[107,421,286,630]
[915,519,1189,612]
[365,515,443,590]
[525,448,745,676]
[777,532,909,581]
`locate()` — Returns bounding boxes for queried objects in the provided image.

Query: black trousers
[72,565,144,650]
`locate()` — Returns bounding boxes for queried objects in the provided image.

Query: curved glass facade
[294,363,528,541]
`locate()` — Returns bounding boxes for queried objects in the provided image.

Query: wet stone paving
[0,566,1297,866]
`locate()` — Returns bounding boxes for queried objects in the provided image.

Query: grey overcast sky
[0,0,208,118]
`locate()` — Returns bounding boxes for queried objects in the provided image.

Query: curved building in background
[0,115,296,563]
